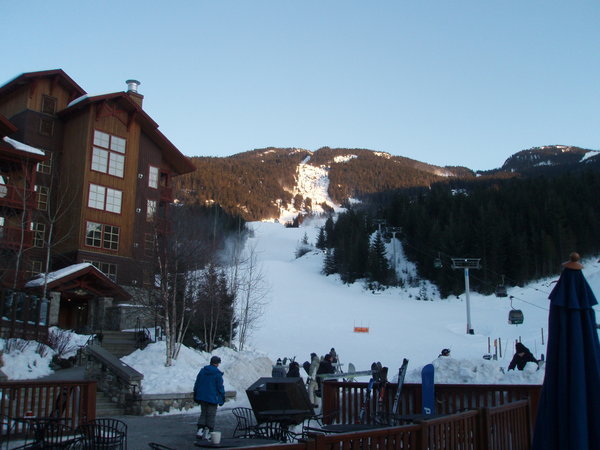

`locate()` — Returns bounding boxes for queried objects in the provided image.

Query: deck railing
[0,380,96,433]
[0,289,49,341]
[322,380,541,426]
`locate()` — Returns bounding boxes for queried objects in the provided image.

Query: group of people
[437,343,539,371]
[191,342,538,441]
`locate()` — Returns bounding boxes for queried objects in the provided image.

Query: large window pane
[86,222,102,247]
[103,225,120,250]
[148,166,159,189]
[92,148,109,172]
[108,153,125,177]
[111,136,126,153]
[106,188,122,213]
[93,130,110,148]
[88,184,106,209]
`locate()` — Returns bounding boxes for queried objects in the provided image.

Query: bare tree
[235,241,269,351]
[34,155,77,299]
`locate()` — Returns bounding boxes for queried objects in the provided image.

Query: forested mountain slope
[173,147,471,220]
[173,144,599,222]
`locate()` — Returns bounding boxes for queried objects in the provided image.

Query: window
[30,222,46,247]
[84,260,117,282]
[39,117,54,136]
[85,221,120,250]
[36,153,52,174]
[103,225,120,250]
[27,260,44,280]
[88,184,122,214]
[35,185,49,211]
[92,130,126,178]
[144,233,155,257]
[148,166,159,189]
[147,200,157,222]
[41,96,57,115]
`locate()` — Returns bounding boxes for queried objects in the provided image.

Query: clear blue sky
[2,1,599,170]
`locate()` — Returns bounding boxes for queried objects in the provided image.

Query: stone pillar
[47,291,61,326]
[96,297,113,330]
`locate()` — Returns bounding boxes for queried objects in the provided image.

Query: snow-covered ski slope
[247,219,600,384]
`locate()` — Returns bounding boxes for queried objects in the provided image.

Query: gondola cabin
[495,285,508,297]
[508,310,524,325]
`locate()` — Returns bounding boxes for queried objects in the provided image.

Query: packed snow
[2,218,600,413]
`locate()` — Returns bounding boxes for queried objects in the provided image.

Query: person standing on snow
[286,361,301,377]
[316,353,336,397]
[272,358,286,377]
[194,356,225,439]
[508,342,539,371]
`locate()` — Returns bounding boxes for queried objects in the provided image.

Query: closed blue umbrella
[532,254,600,450]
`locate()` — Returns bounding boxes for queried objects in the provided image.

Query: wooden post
[541,328,544,345]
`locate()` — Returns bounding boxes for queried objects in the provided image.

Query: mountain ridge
[174,144,599,221]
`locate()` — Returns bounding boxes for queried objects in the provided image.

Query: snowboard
[421,363,435,415]
[391,358,409,415]
[343,362,356,382]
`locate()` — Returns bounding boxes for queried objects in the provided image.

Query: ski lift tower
[385,227,402,271]
[373,219,386,234]
[451,258,481,335]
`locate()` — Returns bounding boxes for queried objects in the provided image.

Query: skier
[508,342,539,371]
[438,348,451,357]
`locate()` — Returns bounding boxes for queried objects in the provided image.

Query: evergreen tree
[316,227,327,250]
[322,249,336,276]
[367,231,391,285]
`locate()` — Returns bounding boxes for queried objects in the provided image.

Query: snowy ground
[2,218,600,413]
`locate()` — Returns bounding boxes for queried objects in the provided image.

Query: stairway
[97,330,140,357]
[95,390,126,417]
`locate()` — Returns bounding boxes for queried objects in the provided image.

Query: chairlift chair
[508,309,524,325]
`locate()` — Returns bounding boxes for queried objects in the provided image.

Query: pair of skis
[358,362,382,423]
[358,359,409,424]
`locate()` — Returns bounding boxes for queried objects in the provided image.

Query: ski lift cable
[468,272,552,304]
[393,234,555,299]
[508,294,549,311]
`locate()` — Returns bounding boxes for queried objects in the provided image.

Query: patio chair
[78,418,127,450]
[33,422,81,449]
[231,407,259,438]
[300,410,339,439]
[253,421,297,442]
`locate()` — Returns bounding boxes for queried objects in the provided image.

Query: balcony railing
[0,184,37,210]
[0,226,34,250]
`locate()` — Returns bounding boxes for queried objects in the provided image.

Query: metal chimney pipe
[126,79,141,93]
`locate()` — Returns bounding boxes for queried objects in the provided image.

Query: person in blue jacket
[194,355,225,439]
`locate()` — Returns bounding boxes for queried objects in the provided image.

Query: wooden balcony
[0,185,37,210]
[0,289,49,341]
[0,226,34,250]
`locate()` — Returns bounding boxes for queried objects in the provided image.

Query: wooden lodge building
[0,69,195,335]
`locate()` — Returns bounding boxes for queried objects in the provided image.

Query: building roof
[0,69,86,99]
[61,92,196,175]
[0,113,17,136]
[25,263,131,301]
